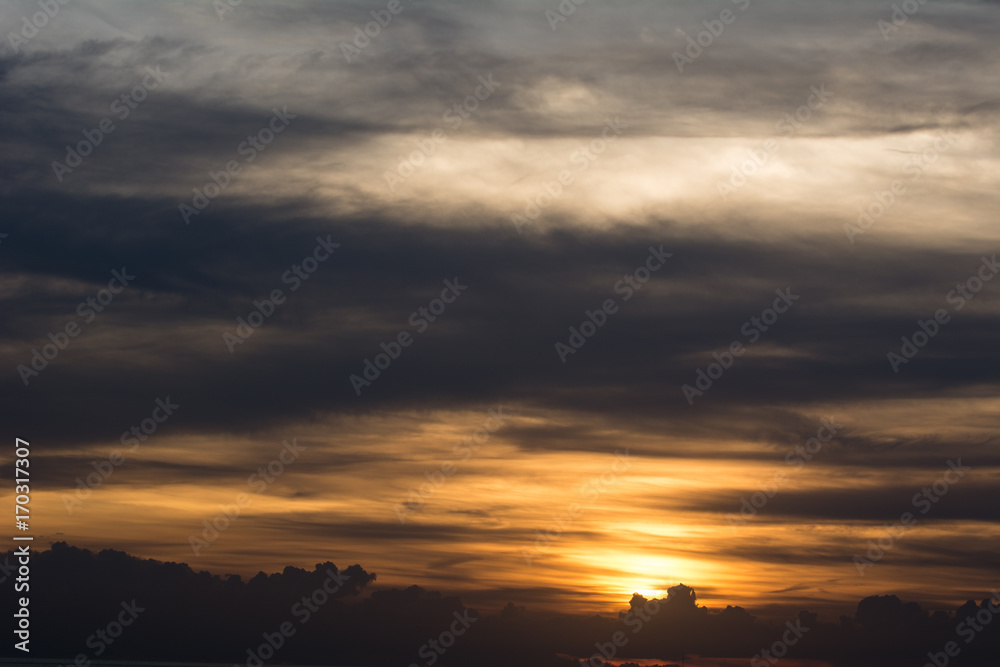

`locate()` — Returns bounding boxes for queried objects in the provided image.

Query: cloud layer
[1,0,998,619]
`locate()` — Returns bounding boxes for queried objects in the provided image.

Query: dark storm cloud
[714,531,1000,577]
[257,516,533,543]
[28,448,390,488]
[1,0,997,199]
[687,476,1000,523]
[2,194,997,459]
[4,543,1000,666]
[1,0,998,635]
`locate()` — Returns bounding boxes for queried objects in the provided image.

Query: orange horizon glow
[33,404,1000,619]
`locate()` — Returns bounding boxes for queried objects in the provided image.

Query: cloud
[4,543,1000,666]
[1,0,998,628]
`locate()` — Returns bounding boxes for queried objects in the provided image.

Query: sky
[2,0,999,627]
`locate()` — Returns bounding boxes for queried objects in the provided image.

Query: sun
[635,588,667,598]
